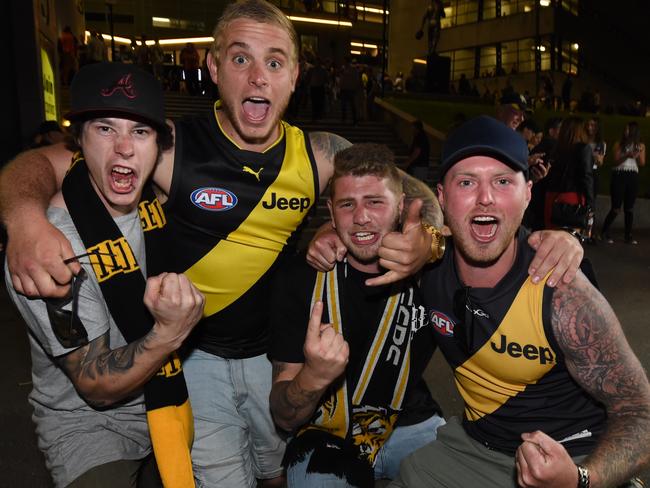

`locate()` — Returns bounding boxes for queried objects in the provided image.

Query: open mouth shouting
[471,215,498,242]
[242,97,271,123]
[110,165,137,193]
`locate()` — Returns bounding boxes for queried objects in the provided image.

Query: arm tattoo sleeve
[270,361,323,432]
[309,132,352,163]
[56,330,154,407]
[551,275,650,487]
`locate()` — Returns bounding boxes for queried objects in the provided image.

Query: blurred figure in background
[600,122,646,244]
[544,117,594,236]
[584,117,606,242]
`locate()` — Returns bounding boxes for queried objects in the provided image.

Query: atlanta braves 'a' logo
[101,74,137,99]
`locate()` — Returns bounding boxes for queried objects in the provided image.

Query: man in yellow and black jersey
[1,2,588,486]
[392,116,650,488]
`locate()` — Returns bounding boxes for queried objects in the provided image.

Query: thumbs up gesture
[301,301,349,391]
[366,198,433,286]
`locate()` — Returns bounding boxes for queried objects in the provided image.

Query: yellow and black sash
[284,262,412,487]
[62,153,195,487]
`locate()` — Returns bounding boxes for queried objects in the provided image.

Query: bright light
[351,41,378,49]
[288,16,352,27]
[535,45,546,52]
[572,43,579,50]
[152,16,170,23]
[350,50,361,55]
[539,0,551,6]
[339,3,389,15]
[524,5,532,12]
[413,58,427,65]
[158,37,214,45]
[61,119,71,127]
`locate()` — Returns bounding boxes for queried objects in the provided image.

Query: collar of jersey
[212,100,285,154]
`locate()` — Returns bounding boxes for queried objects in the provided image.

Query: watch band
[422,224,445,262]
[576,464,590,488]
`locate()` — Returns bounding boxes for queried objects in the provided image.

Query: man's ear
[290,60,299,94]
[327,199,336,229]
[206,51,219,85]
[436,183,445,210]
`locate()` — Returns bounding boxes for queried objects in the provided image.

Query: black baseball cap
[499,91,528,111]
[439,115,530,181]
[65,62,168,134]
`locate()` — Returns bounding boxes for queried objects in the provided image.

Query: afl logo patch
[430,310,455,337]
[190,187,238,212]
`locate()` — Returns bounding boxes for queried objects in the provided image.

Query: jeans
[183,349,285,487]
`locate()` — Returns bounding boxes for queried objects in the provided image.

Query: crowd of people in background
[488,91,646,245]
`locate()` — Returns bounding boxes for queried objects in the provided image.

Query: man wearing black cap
[496,92,528,131]
[5,62,205,488]
[391,116,650,488]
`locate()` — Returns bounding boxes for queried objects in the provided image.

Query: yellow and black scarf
[62,153,195,487]
[284,262,413,487]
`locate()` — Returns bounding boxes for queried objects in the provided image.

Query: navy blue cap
[439,115,529,181]
[65,62,167,133]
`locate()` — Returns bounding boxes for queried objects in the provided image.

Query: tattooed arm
[57,272,204,408]
[309,131,352,192]
[516,272,650,488]
[56,329,167,408]
[270,301,349,432]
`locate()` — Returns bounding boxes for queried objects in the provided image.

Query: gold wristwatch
[422,224,445,262]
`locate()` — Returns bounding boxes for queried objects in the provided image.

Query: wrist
[4,205,49,232]
[422,224,446,262]
[150,322,184,353]
[559,226,585,244]
[297,364,331,393]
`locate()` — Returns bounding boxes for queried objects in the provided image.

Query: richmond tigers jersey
[164,103,318,358]
[420,230,606,456]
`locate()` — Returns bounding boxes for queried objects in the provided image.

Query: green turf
[387,96,650,197]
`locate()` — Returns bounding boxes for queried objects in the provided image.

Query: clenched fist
[144,272,205,351]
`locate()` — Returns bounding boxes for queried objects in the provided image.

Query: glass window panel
[501,40,519,73]
[482,0,497,19]
[479,45,496,75]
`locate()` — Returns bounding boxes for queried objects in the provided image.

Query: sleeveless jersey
[420,230,606,456]
[164,103,319,358]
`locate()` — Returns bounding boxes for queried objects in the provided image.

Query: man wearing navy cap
[496,92,528,130]
[5,63,205,487]
[391,116,650,488]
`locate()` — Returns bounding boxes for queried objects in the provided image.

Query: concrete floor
[1,199,649,487]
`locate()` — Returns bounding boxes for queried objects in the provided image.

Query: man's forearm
[59,327,177,408]
[583,404,650,487]
[270,378,325,432]
[0,149,58,228]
